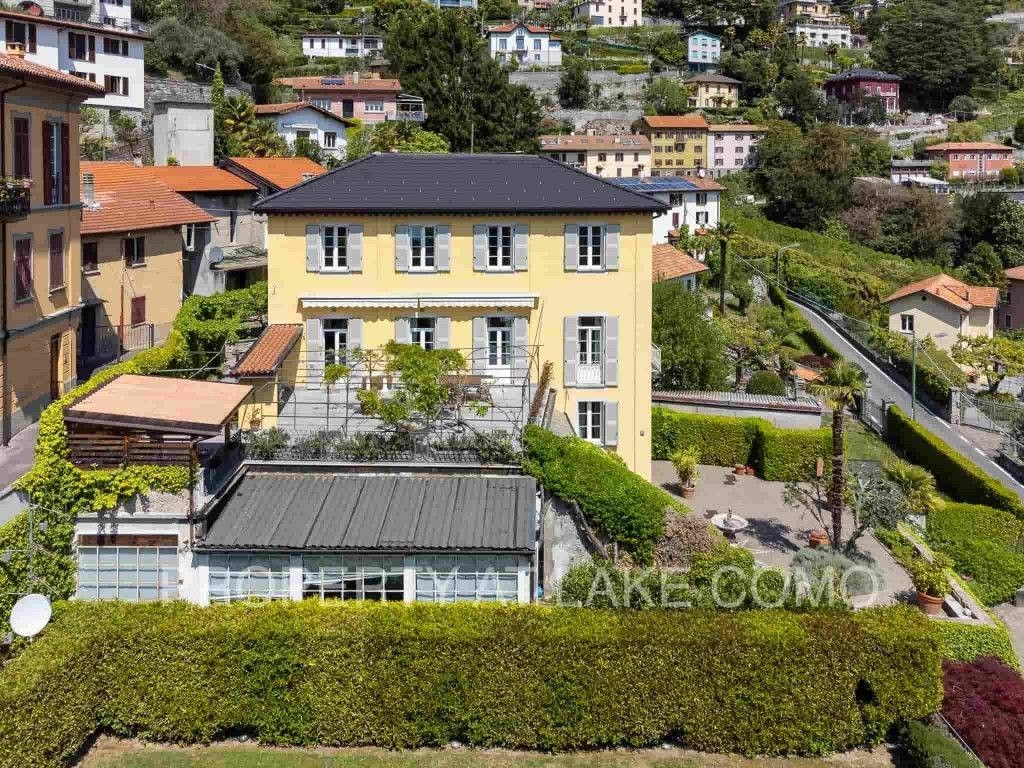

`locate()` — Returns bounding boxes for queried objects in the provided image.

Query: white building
[539,133,651,178]
[789,20,852,48]
[301,32,383,59]
[254,102,353,160]
[487,23,562,67]
[0,4,146,112]
[609,176,722,244]
[571,0,641,28]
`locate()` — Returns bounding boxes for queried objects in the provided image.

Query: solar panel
[609,177,699,193]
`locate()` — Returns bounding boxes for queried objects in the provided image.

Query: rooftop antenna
[9,593,51,639]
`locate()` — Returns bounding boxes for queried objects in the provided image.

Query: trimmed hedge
[901,721,982,768]
[652,407,831,482]
[886,406,1024,516]
[767,282,843,361]
[0,601,943,767]
[522,425,680,562]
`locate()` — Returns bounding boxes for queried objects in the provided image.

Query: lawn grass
[81,741,897,768]
[844,419,898,464]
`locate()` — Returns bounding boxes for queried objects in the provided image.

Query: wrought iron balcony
[0,181,31,223]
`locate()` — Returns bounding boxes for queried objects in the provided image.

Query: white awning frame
[300,294,540,309]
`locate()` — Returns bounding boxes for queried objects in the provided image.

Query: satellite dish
[10,594,51,638]
[697,168,707,178]
[207,245,224,266]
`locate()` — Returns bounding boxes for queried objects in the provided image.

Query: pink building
[924,142,1014,181]
[823,68,901,116]
[708,124,767,177]
[1000,266,1024,331]
[272,73,424,124]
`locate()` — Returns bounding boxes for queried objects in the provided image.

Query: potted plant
[670,446,701,500]
[909,554,952,615]
[808,529,829,549]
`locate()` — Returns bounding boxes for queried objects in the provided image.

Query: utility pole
[910,326,917,421]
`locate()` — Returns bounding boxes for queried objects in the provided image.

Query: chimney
[5,42,25,58]
[82,173,95,206]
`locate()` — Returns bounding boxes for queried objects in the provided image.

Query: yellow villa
[236,153,663,476]
[638,114,710,176]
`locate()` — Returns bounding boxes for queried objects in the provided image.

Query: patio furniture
[441,373,493,404]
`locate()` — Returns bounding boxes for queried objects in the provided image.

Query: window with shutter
[12,117,29,179]
[82,242,99,273]
[48,231,64,291]
[14,237,31,302]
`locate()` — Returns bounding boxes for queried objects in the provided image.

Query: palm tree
[243,119,288,158]
[883,458,943,516]
[714,221,737,315]
[221,94,255,135]
[807,360,866,550]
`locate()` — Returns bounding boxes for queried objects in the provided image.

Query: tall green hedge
[0,601,943,767]
[886,406,1024,516]
[522,425,678,562]
[652,407,831,482]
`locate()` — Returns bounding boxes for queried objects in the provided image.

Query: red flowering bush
[942,656,1024,768]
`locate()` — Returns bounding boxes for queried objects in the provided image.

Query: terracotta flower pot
[917,592,945,615]
[808,530,828,549]
[682,485,696,500]
[734,464,745,474]
[745,466,756,476]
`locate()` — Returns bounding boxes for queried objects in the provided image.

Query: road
[792,299,1024,504]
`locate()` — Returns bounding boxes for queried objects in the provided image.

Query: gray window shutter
[305,224,321,273]
[564,224,578,271]
[436,317,451,349]
[604,224,620,271]
[602,315,619,386]
[347,319,363,362]
[304,318,323,389]
[472,317,487,373]
[347,224,363,272]
[563,315,578,386]
[435,224,451,272]
[473,224,487,271]
[512,316,529,381]
[395,317,411,344]
[395,225,410,272]
[603,401,619,446]
[513,224,528,271]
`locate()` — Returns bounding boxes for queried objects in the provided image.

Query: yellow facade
[265,213,653,477]
[644,128,709,174]
[688,82,739,109]
[1,75,87,437]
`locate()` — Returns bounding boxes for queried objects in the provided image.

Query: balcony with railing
[53,7,149,34]
[394,94,427,123]
[0,180,31,223]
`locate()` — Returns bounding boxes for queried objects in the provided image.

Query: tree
[948,94,980,121]
[243,119,288,157]
[558,58,590,109]
[293,136,326,165]
[1014,118,1024,146]
[652,281,730,390]
[806,361,866,551]
[775,69,838,130]
[715,220,737,315]
[111,113,143,158]
[79,106,108,161]
[958,242,1006,288]
[148,16,245,81]
[952,335,1024,395]
[642,77,693,115]
[958,193,1024,268]
[723,315,781,385]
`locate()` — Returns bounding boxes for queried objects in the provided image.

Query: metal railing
[0,184,30,222]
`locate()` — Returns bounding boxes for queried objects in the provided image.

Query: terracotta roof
[0,9,151,40]
[141,165,257,194]
[653,243,709,281]
[273,75,402,93]
[641,115,710,130]
[80,162,216,236]
[538,133,651,151]
[883,273,999,312]
[1006,266,1024,281]
[488,22,560,38]
[824,68,901,83]
[0,53,105,96]
[707,123,768,133]
[225,157,327,191]
[231,325,302,377]
[685,73,742,85]
[925,142,1012,152]
[253,101,355,125]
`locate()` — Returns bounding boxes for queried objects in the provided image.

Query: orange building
[924,142,1014,181]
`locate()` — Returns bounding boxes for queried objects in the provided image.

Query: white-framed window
[323,131,337,149]
[323,318,348,365]
[365,101,384,113]
[669,192,684,206]
[499,38,507,50]
[77,546,178,602]
[302,555,404,601]
[410,225,436,270]
[577,225,603,270]
[577,400,603,443]
[322,225,348,270]
[577,316,603,385]
[414,554,520,602]
[696,211,709,225]
[487,224,513,269]
[183,223,195,250]
[312,98,331,110]
[410,317,436,350]
[900,313,914,333]
[208,554,290,603]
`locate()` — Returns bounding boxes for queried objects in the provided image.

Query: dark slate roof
[253,153,668,215]
[825,68,901,84]
[199,471,537,552]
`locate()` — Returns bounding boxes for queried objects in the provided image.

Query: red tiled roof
[925,142,1012,152]
[488,22,561,38]
[883,272,999,312]
[641,114,710,130]
[538,133,651,151]
[707,123,768,133]
[80,162,216,236]
[225,157,327,190]
[253,101,354,125]
[231,325,302,377]
[141,165,257,194]
[273,75,402,93]
[653,243,709,281]
[0,53,104,96]
[1006,266,1024,281]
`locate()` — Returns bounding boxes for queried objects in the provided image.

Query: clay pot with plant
[909,554,953,615]
[670,446,701,500]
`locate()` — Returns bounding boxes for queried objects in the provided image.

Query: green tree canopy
[642,77,693,115]
[957,242,1006,288]
[958,192,1024,268]
[558,58,590,109]
[652,281,730,390]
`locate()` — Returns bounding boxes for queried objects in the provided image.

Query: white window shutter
[563,315,578,386]
[473,224,487,271]
[603,401,619,446]
[347,225,363,272]
[305,224,321,273]
[471,317,487,373]
[513,224,529,271]
[436,225,451,271]
[304,318,323,389]
[436,317,451,348]
[395,317,411,344]
[602,315,619,386]
[512,316,529,381]
[604,224,620,271]
[564,224,578,271]
[395,225,410,272]
[347,318,363,358]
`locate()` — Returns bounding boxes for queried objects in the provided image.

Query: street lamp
[901,325,946,421]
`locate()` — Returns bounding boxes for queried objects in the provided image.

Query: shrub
[615,62,648,74]
[654,511,720,566]
[652,407,760,467]
[244,427,289,460]
[942,657,1024,768]
[886,406,1024,516]
[0,601,942,766]
[791,547,884,598]
[522,425,679,562]
[908,554,953,598]
[746,370,786,396]
[900,721,982,768]
[754,422,832,482]
[767,282,843,361]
